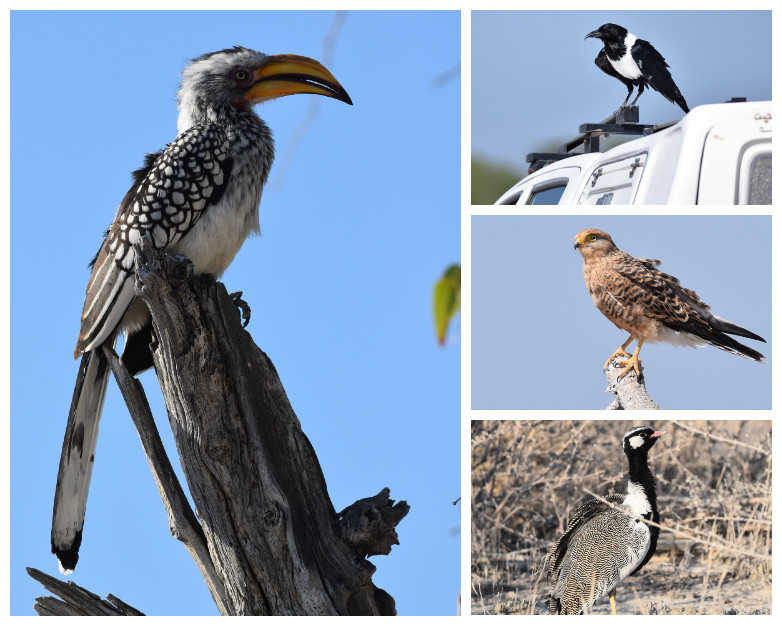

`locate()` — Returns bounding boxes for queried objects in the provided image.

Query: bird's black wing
[75,124,233,356]
[630,39,689,113]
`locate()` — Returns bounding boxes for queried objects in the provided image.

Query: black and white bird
[585,23,689,114]
[51,47,352,574]
[547,426,665,615]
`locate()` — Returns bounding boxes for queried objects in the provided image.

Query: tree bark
[100,343,229,613]
[27,568,144,616]
[131,237,409,615]
[604,358,659,410]
[31,234,408,616]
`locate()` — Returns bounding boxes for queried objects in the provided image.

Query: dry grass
[471,420,771,615]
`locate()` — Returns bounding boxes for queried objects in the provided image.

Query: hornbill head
[178,46,352,115]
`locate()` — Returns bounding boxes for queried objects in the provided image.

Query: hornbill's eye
[234,69,249,82]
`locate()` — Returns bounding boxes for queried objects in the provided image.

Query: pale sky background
[472,10,772,174]
[471,215,771,410]
[10,10,460,616]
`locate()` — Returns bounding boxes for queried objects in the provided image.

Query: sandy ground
[471,548,771,615]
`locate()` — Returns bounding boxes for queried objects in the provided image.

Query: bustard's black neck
[625,447,658,517]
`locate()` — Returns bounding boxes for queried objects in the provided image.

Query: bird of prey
[585,23,689,114]
[573,229,765,379]
[51,47,352,574]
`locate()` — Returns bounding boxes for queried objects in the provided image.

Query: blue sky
[10,10,460,616]
[472,10,772,171]
[471,215,771,410]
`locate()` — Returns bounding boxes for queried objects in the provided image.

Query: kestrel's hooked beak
[242,54,353,106]
[574,235,585,250]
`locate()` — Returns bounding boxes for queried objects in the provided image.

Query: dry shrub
[471,420,771,615]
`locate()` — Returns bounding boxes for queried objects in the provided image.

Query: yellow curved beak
[243,54,352,105]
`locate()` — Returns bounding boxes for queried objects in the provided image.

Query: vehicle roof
[495,100,771,204]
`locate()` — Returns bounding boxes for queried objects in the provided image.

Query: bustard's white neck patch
[623,480,652,516]
[628,433,646,449]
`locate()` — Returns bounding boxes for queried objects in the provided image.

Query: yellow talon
[615,354,642,379]
[603,349,631,371]
[603,336,634,371]
[611,339,645,380]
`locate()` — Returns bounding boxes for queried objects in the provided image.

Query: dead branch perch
[604,359,659,410]
[101,343,229,613]
[27,567,144,616]
[131,235,408,615]
[31,234,408,616]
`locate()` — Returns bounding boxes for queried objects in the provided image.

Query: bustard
[547,426,665,614]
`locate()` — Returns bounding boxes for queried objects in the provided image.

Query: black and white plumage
[51,46,352,574]
[585,23,689,114]
[547,426,665,615]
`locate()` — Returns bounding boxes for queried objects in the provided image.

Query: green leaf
[433,264,461,346]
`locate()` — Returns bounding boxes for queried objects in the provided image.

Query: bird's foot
[614,353,642,380]
[229,291,251,328]
[603,348,632,371]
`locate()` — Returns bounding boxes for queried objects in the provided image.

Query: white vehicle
[495,100,771,205]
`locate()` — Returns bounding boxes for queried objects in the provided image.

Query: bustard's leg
[615,338,645,380]
[603,336,634,371]
[609,589,618,615]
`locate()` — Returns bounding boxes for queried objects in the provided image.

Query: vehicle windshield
[527,184,566,205]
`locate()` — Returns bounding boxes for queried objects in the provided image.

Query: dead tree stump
[132,237,409,615]
[31,234,408,615]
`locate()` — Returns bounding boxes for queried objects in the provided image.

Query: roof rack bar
[525,107,643,168]
[526,105,689,172]
[524,97,747,173]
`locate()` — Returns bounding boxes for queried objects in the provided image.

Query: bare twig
[27,567,144,616]
[270,10,348,189]
[582,489,771,562]
[101,344,229,613]
[670,420,770,455]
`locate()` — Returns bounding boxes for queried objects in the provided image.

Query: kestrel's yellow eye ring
[588,234,598,242]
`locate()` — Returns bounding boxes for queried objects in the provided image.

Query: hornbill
[51,46,351,573]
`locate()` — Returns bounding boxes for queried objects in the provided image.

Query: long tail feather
[51,347,112,573]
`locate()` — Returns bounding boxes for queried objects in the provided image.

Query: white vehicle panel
[493,101,772,206]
